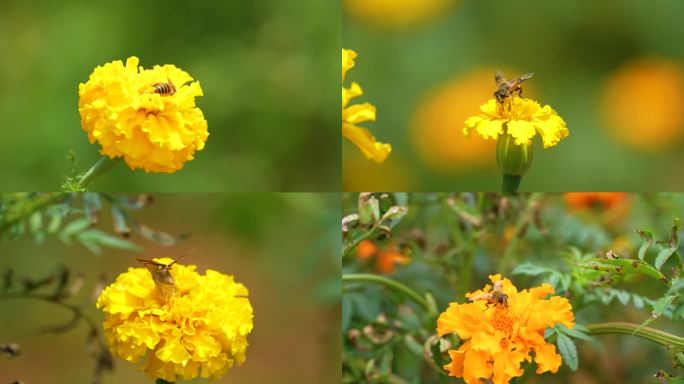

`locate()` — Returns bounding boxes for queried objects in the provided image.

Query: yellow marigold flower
[79,57,208,173]
[344,0,457,30]
[464,98,569,148]
[96,257,253,382]
[342,48,391,163]
[437,274,574,384]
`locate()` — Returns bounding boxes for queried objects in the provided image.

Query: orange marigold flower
[355,241,410,274]
[356,239,378,260]
[564,192,628,211]
[437,274,574,384]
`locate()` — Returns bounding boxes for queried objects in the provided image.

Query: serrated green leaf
[511,263,552,276]
[632,294,644,309]
[59,218,91,240]
[616,290,630,305]
[78,229,143,252]
[29,212,42,232]
[556,332,578,371]
[655,248,676,271]
[668,278,684,295]
[557,324,593,341]
[579,258,667,283]
[47,212,63,234]
[652,295,676,317]
[636,229,654,261]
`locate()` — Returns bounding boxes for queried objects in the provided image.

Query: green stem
[586,322,684,348]
[155,379,174,384]
[342,273,430,311]
[497,193,542,273]
[77,156,122,190]
[501,174,522,193]
[0,193,66,233]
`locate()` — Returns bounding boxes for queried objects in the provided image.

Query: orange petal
[533,342,562,374]
[462,348,493,384]
[443,341,470,377]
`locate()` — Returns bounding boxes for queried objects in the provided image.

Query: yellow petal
[343,102,376,124]
[507,120,536,146]
[342,82,364,109]
[475,118,504,140]
[342,123,391,163]
[342,48,357,82]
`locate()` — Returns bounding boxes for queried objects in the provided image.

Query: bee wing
[516,72,535,82]
[468,292,492,302]
[494,70,506,86]
[136,257,164,267]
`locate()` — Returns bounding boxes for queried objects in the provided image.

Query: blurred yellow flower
[464,98,569,148]
[344,0,457,29]
[412,70,499,173]
[79,57,208,173]
[342,48,391,163]
[343,150,414,191]
[601,57,684,152]
[437,274,574,384]
[96,257,253,382]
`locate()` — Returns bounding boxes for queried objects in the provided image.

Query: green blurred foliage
[342,193,684,383]
[343,0,684,191]
[0,192,340,384]
[0,0,339,191]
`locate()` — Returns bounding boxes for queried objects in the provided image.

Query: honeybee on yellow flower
[136,254,185,303]
[151,79,177,96]
[494,70,535,103]
[468,280,509,309]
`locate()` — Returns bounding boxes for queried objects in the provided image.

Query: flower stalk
[586,322,684,348]
[77,156,122,190]
[155,379,173,384]
[342,273,431,312]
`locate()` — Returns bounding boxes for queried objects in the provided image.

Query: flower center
[490,306,516,335]
[498,97,533,121]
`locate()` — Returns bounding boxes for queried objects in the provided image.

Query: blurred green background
[0,0,339,192]
[0,193,340,383]
[343,0,684,191]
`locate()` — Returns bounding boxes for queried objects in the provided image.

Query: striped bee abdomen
[152,81,176,96]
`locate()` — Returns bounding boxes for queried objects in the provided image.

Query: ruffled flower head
[437,274,574,384]
[342,48,391,163]
[79,57,208,173]
[96,257,253,382]
[464,97,569,148]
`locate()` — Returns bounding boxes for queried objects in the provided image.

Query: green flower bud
[496,133,534,176]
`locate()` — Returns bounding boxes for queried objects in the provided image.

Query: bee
[151,79,176,96]
[494,70,534,103]
[468,280,508,310]
[137,253,186,304]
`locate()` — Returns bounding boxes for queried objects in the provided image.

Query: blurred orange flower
[412,70,498,173]
[437,275,574,384]
[564,192,628,210]
[344,0,457,30]
[356,240,410,274]
[602,57,684,152]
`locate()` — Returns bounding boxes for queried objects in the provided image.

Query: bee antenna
[170,248,194,265]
